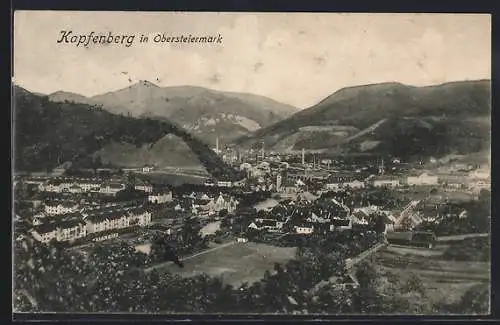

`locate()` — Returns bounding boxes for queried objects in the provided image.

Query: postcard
[12,11,491,315]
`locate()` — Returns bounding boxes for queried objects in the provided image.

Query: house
[127,207,152,226]
[39,180,63,193]
[468,168,490,180]
[99,183,126,196]
[236,237,248,243]
[55,218,87,242]
[31,223,57,243]
[297,191,319,203]
[330,217,352,231]
[213,193,239,213]
[44,201,79,215]
[373,176,400,188]
[217,180,233,188]
[254,199,280,212]
[76,179,102,192]
[468,180,491,192]
[68,184,83,194]
[407,173,438,186]
[142,166,154,173]
[85,212,131,234]
[324,174,364,190]
[135,180,153,193]
[82,205,139,233]
[280,180,299,199]
[91,230,120,242]
[249,219,282,232]
[294,223,315,234]
[57,179,74,192]
[148,191,173,204]
[232,179,246,187]
[344,180,365,189]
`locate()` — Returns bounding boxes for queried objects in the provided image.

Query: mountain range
[13,85,242,180]
[235,80,491,160]
[47,81,299,147]
[14,79,491,172]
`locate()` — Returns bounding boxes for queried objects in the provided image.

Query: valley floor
[371,244,490,305]
[153,242,297,287]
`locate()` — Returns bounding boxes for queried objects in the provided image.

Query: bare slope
[235,80,491,159]
[48,81,299,146]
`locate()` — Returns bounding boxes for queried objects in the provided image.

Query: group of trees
[13,223,489,315]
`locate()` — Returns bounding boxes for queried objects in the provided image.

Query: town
[14,144,490,245]
[13,140,492,316]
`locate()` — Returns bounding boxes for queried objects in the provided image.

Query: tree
[453,283,490,314]
[374,213,387,234]
[180,217,204,251]
[127,172,136,188]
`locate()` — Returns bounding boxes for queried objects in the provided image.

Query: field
[156,242,297,287]
[371,244,490,305]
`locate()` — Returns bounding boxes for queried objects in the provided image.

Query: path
[145,241,237,272]
[310,242,387,294]
[18,289,38,309]
[436,233,489,242]
[345,242,387,269]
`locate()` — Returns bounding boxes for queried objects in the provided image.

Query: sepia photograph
[12,11,491,315]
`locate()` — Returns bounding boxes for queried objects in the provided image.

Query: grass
[371,244,490,305]
[156,242,297,287]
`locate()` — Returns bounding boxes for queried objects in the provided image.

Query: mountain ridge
[234,79,491,160]
[47,81,299,146]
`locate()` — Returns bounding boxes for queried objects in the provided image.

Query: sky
[13,11,491,108]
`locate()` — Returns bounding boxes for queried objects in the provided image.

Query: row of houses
[323,171,490,191]
[31,204,153,244]
[248,198,366,235]
[38,178,126,196]
[40,188,172,216]
[324,172,440,190]
[175,192,239,217]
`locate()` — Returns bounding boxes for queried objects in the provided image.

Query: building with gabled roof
[99,182,126,196]
[31,223,57,243]
[44,201,79,215]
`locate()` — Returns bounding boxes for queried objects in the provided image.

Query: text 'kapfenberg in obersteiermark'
[56,31,224,47]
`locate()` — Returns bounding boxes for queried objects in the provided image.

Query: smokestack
[216,137,219,154]
[302,148,305,165]
[261,141,265,160]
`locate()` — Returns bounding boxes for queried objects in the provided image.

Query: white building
[68,184,83,194]
[55,219,88,242]
[373,176,400,188]
[135,183,154,193]
[344,180,365,189]
[44,201,79,215]
[217,180,233,188]
[148,191,173,204]
[99,183,126,196]
[128,207,152,226]
[77,179,102,192]
[407,173,439,186]
[294,224,314,234]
